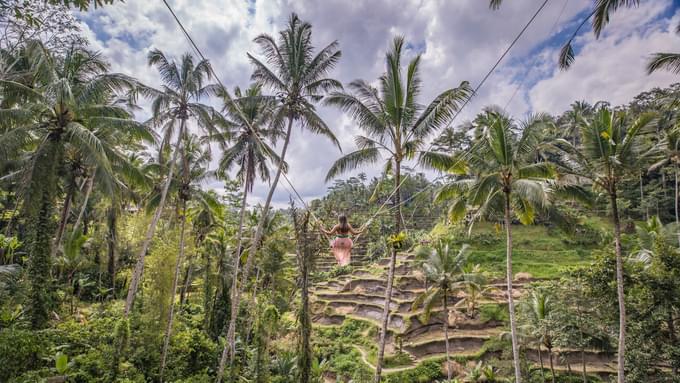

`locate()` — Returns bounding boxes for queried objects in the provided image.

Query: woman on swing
[319,214,364,266]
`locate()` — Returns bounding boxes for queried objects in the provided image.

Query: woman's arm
[348,224,364,235]
[320,224,337,235]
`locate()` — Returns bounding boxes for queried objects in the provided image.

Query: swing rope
[161,0,557,249]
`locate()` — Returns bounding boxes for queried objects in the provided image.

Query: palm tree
[456,264,493,319]
[124,49,222,316]
[412,242,471,382]
[431,109,564,383]
[521,289,556,383]
[0,41,143,328]
[159,134,220,382]
[324,36,470,381]
[213,83,281,371]
[552,106,654,383]
[217,13,342,378]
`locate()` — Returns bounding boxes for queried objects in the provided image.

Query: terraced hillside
[308,223,617,382]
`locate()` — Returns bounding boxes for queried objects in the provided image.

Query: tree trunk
[581,347,587,383]
[159,199,187,382]
[538,345,545,382]
[668,308,677,375]
[179,253,194,306]
[72,169,95,233]
[52,176,76,259]
[225,182,249,359]
[639,172,647,220]
[217,117,294,383]
[444,290,451,382]
[106,206,117,292]
[610,190,626,383]
[675,167,679,247]
[505,191,522,383]
[548,346,555,383]
[27,141,61,329]
[297,227,312,383]
[124,119,185,315]
[374,159,401,383]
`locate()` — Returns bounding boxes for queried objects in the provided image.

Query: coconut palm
[412,242,471,382]
[552,106,655,383]
[158,134,220,382]
[217,13,342,378]
[212,83,281,369]
[124,49,223,316]
[430,109,570,383]
[324,36,470,381]
[0,41,144,328]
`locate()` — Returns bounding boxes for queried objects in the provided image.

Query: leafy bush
[384,359,442,383]
[479,304,508,323]
[0,329,50,381]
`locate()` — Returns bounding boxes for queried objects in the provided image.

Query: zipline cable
[359,0,568,234]
[160,0,553,238]
[349,0,552,233]
[160,0,328,229]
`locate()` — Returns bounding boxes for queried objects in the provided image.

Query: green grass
[438,221,608,279]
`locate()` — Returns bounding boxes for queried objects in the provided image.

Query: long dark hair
[338,214,349,232]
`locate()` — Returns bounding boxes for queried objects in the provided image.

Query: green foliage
[55,351,68,374]
[384,359,442,383]
[479,303,509,323]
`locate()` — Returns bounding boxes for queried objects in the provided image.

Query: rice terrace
[1,0,679,382]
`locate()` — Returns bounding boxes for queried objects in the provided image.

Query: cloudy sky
[75,0,680,207]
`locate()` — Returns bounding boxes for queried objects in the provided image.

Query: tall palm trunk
[72,170,95,233]
[675,166,679,247]
[225,179,249,354]
[124,119,186,315]
[106,206,117,291]
[504,190,522,383]
[374,159,401,383]
[298,227,312,383]
[609,189,626,383]
[216,117,294,383]
[160,199,188,382]
[443,289,452,382]
[52,176,76,258]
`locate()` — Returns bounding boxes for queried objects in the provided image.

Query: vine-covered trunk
[610,190,626,383]
[675,167,679,247]
[124,119,185,315]
[374,159,401,383]
[160,199,188,382]
[27,140,62,329]
[505,191,522,383]
[217,117,294,382]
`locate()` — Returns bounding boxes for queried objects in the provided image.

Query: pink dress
[331,235,353,266]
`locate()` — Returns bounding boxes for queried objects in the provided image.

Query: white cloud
[529,1,680,114]
[74,0,680,207]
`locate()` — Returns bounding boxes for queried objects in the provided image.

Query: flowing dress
[331,234,353,266]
